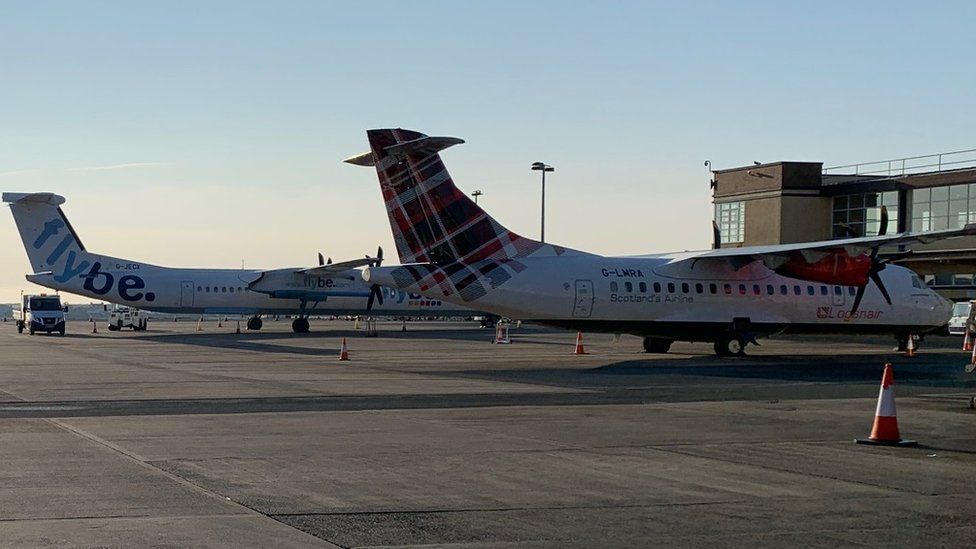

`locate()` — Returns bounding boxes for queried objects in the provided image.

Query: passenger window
[820,286,828,296]
[848,286,856,296]
[739,284,746,295]
[625,282,633,293]
[724,283,732,295]
[610,282,618,292]
[668,283,676,293]
[709,283,717,294]
[834,286,842,296]
[639,282,647,293]
[793,285,801,295]
[653,282,661,293]
[695,283,704,294]
[752,284,760,295]
[206,287,211,293]
[780,285,787,295]
[222,287,227,293]
[229,287,234,293]
[807,286,814,296]
[681,283,689,293]
[766,285,774,295]
[197,286,202,292]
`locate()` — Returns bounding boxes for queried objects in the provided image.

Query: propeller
[318,253,325,266]
[850,206,892,315]
[365,247,385,312]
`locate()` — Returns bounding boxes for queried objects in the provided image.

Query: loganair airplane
[348,128,976,356]
[3,192,473,332]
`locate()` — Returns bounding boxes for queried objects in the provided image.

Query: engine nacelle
[774,251,872,286]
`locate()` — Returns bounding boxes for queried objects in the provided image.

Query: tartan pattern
[367,128,576,301]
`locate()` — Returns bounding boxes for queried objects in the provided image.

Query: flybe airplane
[3,192,472,332]
[348,128,976,356]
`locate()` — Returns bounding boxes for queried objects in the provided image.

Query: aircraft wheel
[247,317,263,331]
[642,337,673,353]
[108,324,119,332]
[714,334,746,357]
[292,317,309,333]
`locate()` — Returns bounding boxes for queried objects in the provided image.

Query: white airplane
[3,192,473,332]
[348,128,976,356]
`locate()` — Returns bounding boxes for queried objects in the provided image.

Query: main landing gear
[642,337,673,354]
[292,317,310,333]
[713,333,748,357]
[246,316,263,331]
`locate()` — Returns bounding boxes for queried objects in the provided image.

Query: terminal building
[711,149,976,301]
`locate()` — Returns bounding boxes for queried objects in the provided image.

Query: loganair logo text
[817,306,882,320]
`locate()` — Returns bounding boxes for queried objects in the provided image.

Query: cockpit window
[911,276,923,289]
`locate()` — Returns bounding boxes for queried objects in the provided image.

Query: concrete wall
[779,196,832,243]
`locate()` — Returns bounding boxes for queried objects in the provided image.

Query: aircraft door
[180,281,195,307]
[573,280,594,318]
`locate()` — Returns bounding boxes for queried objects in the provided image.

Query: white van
[948,300,975,335]
[17,294,66,335]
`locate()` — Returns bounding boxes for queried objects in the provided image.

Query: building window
[912,183,976,232]
[714,201,745,244]
[833,191,898,238]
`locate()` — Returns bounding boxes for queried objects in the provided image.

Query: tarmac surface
[1,318,976,548]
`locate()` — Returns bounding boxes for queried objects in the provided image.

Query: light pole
[531,162,554,242]
[471,189,483,204]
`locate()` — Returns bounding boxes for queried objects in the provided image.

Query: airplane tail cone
[573,331,587,355]
[856,363,917,447]
[338,337,349,361]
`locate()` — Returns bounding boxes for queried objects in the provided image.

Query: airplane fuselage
[367,253,951,340]
[28,253,469,317]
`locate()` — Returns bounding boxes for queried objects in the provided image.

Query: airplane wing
[673,223,976,268]
[298,257,376,275]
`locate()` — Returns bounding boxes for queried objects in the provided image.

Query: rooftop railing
[823,148,976,180]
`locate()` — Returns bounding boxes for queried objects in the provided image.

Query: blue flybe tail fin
[3,192,93,283]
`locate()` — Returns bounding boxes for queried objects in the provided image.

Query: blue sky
[1,1,974,300]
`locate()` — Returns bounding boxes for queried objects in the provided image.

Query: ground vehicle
[948,301,975,335]
[16,294,66,335]
[107,306,148,331]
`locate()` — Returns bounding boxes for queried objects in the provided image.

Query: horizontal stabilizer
[344,133,464,167]
[2,192,66,206]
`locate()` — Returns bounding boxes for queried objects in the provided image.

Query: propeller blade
[838,223,859,238]
[850,285,866,316]
[878,205,889,236]
[366,284,383,312]
[318,253,325,266]
[327,257,332,265]
[376,246,383,267]
[711,221,721,250]
[870,271,892,305]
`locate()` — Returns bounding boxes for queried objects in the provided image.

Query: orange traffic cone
[573,331,587,355]
[91,320,98,334]
[236,320,241,334]
[338,337,349,361]
[905,335,916,358]
[855,363,917,447]
[965,330,973,352]
[217,318,223,328]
